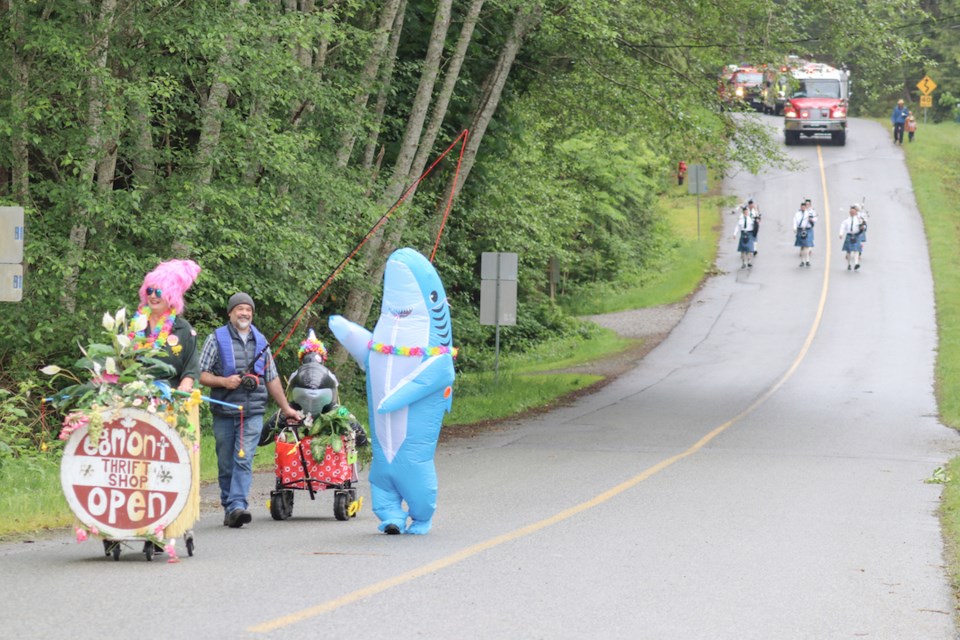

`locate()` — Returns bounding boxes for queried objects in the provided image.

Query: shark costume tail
[329,248,456,534]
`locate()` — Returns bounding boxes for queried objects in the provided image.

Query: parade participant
[793,201,816,268]
[130,259,202,544]
[732,206,755,269]
[329,248,456,535]
[747,198,761,255]
[199,292,301,528]
[677,160,687,186]
[891,99,909,145]
[839,205,867,270]
[131,259,201,392]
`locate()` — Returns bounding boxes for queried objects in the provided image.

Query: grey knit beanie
[227,292,255,314]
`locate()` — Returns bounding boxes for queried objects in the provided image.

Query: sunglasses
[146,287,163,297]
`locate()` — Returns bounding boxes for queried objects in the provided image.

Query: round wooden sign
[60,407,192,538]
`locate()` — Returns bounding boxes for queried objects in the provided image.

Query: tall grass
[902,123,960,598]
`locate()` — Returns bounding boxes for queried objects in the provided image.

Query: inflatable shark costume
[329,248,456,534]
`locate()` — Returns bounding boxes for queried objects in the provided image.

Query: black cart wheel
[103,540,112,557]
[185,534,195,557]
[143,541,154,562]
[334,491,349,521]
[112,543,121,561]
[270,490,294,520]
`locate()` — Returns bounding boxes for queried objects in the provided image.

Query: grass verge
[902,122,960,607]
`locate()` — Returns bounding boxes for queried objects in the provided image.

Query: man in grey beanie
[199,292,301,528]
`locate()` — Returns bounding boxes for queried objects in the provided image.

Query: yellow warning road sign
[917,76,937,95]
[920,95,933,108]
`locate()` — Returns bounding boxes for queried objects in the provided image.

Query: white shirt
[735,213,752,237]
[839,215,864,237]
[793,209,815,230]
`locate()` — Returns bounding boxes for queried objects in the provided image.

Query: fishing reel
[240,373,261,391]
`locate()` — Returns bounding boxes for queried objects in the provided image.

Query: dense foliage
[0,0,941,459]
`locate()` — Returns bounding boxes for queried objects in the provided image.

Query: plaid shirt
[199,326,279,382]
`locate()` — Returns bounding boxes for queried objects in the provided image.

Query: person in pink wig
[130,259,202,393]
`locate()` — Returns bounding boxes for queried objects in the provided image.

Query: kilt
[794,228,814,248]
[737,233,755,253]
[842,232,863,253]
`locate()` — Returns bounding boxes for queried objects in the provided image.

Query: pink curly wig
[139,259,201,315]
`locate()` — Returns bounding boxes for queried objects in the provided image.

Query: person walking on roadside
[793,201,817,267]
[839,205,867,271]
[906,112,917,142]
[733,206,756,269]
[199,292,302,528]
[891,99,910,144]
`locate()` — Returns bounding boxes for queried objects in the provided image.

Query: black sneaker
[747,263,752,268]
[227,509,252,528]
[805,262,811,267]
[800,262,805,268]
[384,524,402,535]
[854,264,860,270]
[848,265,852,270]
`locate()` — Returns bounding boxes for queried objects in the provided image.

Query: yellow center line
[248,147,835,635]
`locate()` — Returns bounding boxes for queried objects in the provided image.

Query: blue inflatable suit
[329,248,455,534]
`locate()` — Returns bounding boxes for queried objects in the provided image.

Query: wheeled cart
[269,422,361,521]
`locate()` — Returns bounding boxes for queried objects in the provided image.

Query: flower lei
[128,306,176,350]
[368,341,459,359]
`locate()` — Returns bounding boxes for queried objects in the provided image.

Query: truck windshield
[735,73,763,84]
[792,79,841,99]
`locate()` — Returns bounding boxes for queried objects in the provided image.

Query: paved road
[1,116,957,639]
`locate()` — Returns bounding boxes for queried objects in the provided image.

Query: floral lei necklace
[128,306,176,350]
[368,340,458,359]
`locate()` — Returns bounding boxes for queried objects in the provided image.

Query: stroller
[262,329,368,521]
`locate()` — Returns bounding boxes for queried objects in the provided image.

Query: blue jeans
[213,413,264,512]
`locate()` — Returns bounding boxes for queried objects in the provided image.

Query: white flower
[132,313,148,332]
[104,357,118,375]
[116,334,131,349]
[102,311,115,331]
[115,307,126,327]
[40,365,61,375]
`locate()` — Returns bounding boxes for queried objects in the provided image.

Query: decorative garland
[298,334,328,362]
[368,340,458,359]
[128,306,176,350]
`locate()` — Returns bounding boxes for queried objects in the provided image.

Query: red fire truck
[783,61,850,145]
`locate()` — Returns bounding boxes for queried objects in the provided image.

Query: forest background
[2,0,960,464]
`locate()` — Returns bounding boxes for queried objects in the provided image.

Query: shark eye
[429,290,439,303]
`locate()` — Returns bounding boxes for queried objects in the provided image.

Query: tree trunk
[409,0,485,179]
[195,0,249,188]
[331,0,453,366]
[430,5,542,240]
[61,0,118,313]
[9,0,30,204]
[334,0,404,167]
[312,0,337,76]
[361,0,407,170]
[129,96,156,191]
